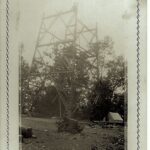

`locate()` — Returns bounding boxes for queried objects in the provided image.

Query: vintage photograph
[19,1,128,149]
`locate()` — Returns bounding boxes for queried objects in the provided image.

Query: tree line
[20,37,127,122]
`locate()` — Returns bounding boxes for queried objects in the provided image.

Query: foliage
[106,55,127,91]
[20,56,31,113]
[90,36,114,79]
[88,55,127,121]
[49,45,90,116]
[20,37,127,121]
[89,80,113,121]
[20,56,47,114]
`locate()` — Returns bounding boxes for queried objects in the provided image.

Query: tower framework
[29,5,100,117]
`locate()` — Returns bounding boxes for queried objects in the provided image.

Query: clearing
[20,117,126,150]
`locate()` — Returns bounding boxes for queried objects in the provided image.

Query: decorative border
[136,0,140,150]
[4,0,141,149]
[6,0,9,149]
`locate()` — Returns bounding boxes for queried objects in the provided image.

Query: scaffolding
[29,5,100,117]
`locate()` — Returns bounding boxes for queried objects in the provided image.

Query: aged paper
[0,0,147,150]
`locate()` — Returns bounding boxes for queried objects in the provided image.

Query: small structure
[103,112,123,124]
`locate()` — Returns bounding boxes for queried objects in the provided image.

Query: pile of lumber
[57,117,84,134]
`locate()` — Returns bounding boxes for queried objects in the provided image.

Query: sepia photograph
[19,0,128,149]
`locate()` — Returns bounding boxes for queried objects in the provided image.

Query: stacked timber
[57,117,84,134]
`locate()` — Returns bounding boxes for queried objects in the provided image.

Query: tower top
[72,3,78,12]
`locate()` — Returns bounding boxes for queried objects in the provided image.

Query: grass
[20,117,126,150]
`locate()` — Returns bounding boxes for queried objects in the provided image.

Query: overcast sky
[19,0,146,64]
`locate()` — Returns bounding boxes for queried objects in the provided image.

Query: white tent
[103,112,123,123]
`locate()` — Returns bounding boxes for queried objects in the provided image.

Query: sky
[18,0,146,65]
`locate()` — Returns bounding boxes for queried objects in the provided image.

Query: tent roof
[108,112,123,121]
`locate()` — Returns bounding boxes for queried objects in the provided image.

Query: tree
[20,55,47,115]
[88,55,127,121]
[90,36,114,79]
[106,55,127,121]
[88,79,113,121]
[20,56,31,113]
[48,44,90,117]
[106,55,127,92]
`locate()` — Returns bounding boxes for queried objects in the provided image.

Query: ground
[20,117,126,150]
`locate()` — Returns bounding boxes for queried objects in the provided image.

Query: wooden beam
[38,40,73,47]
[44,10,74,20]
